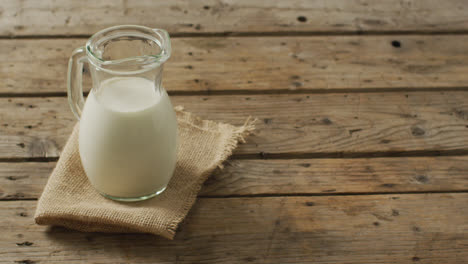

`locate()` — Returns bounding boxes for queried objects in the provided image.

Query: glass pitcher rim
[85,25,171,73]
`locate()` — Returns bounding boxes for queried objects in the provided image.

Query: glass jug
[67,25,178,202]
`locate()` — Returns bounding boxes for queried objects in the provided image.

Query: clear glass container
[67,25,178,202]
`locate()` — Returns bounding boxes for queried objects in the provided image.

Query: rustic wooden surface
[3,0,468,36]
[1,0,468,263]
[2,157,468,200]
[2,92,468,159]
[2,195,468,263]
[4,36,468,94]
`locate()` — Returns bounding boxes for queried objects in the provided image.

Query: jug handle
[67,47,87,120]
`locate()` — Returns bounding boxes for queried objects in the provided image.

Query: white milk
[79,77,178,198]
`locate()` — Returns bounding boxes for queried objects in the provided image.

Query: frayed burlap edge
[166,106,256,236]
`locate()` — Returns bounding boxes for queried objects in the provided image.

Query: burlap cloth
[34,106,255,239]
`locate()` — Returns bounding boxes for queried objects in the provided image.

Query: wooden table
[2,1,468,263]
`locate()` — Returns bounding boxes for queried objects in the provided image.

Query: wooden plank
[1,194,467,263]
[0,162,53,200]
[2,0,468,36]
[206,157,468,195]
[3,35,468,94]
[1,91,468,159]
[2,157,468,199]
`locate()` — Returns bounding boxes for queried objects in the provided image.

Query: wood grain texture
[2,91,468,159]
[2,157,468,200]
[0,162,54,200]
[2,0,468,36]
[204,156,468,196]
[3,35,468,94]
[1,194,468,263]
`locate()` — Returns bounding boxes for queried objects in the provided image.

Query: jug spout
[152,28,171,62]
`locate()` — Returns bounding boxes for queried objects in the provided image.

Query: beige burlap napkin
[34,106,254,239]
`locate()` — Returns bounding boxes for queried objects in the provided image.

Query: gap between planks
[5,30,468,39]
[3,190,468,202]
[3,86,468,98]
[3,149,468,163]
